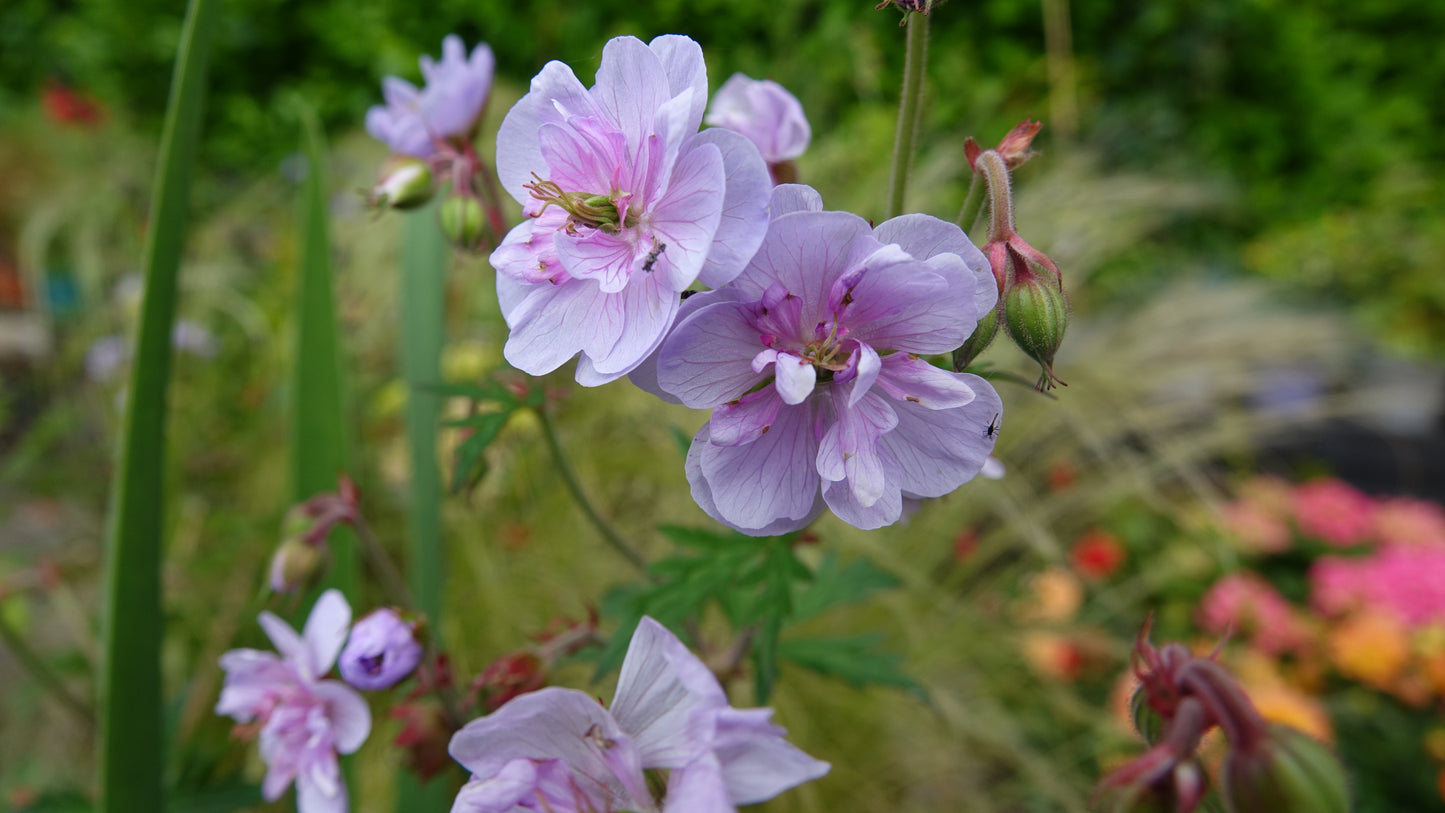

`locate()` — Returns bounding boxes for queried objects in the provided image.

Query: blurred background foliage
[2,0,1444,811]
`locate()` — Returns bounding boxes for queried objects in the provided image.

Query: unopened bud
[1003,267,1068,390]
[953,304,1000,370]
[369,156,434,211]
[1222,725,1350,813]
[268,536,325,594]
[1093,760,1207,813]
[475,651,546,712]
[1130,686,1164,745]
[339,608,426,690]
[439,194,486,249]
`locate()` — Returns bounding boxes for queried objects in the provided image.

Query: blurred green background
[2,0,1444,811]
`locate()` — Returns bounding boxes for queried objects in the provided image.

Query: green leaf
[290,104,355,596]
[447,410,514,495]
[778,635,924,696]
[790,552,900,622]
[97,0,217,809]
[399,205,447,622]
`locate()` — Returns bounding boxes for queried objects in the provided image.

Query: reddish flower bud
[995,119,1043,169]
[473,652,547,712]
[392,700,456,781]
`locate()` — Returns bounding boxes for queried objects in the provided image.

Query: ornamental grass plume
[215,590,371,813]
[448,617,828,812]
[490,35,771,385]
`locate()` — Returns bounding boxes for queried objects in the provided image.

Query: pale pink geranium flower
[490,35,771,385]
[216,590,371,813]
[448,617,828,813]
[366,35,496,158]
[705,74,811,165]
[646,185,1001,534]
[1196,573,1310,655]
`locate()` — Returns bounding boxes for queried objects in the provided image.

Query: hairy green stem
[954,168,987,237]
[535,408,649,574]
[978,150,1016,240]
[886,12,931,219]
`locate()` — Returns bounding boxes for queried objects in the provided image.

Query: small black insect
[984,413,1000,440]
[642,241,667,273]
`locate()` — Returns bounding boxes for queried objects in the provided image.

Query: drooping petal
[710,707,831,805]
[313,680,372,754]
[838,342,881,408]
[815,389,898,509]
[822,470,904,530]
[695,400,824,533]
[301,589,351,678]
[611,617,726,769]
[501,279,608,376]
[772,352,816,405]
[449,687,649,811]
[686,129,771,289]
[657,301,771,409]
[878,373,1001,499]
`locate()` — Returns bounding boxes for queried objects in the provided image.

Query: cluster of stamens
[524,173,634,234]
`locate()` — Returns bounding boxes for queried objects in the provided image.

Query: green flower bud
[952,304,1000,371]
[1130,687,1165,745]
[1003,269,1068,390]
[1222,725,1351,813]
[268,536,325,594]
[369,156,434,211]
[439,195,486,249]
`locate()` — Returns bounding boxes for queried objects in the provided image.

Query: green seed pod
[1222,725,1351,813]
[1130,686,1165,745]
[953,304,1000,371]
[370,156,434,211]
[1003,269,1068,389]
[439,195,486,249]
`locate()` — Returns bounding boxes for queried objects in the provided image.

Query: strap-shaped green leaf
[98,0,218,808]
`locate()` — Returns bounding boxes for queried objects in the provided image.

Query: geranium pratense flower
[216,590,370,813]
[339,607,424,690]
[705,74,811,178]
[653,185,1002,534]
[448,617,828,812]
[366,35,496,158]
[491,35,771,385]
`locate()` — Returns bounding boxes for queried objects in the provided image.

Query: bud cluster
[267,476,362,594]
[1094,621,1351,813]
[953,121,1069,391]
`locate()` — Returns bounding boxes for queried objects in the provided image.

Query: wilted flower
[448,617,828,812]
[490,35,771,385]
[705,74,811,180]
[216,590,371,813]
[339,608,424,691]
[366,35,496,158]
[649,185,1000,534]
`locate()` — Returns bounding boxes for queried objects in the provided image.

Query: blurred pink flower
[1221,500,1291,554]
[1373,497,1445,548]
[1291,478,1376,547]
[1308,556,1367,617]
[1196,573,1310,655]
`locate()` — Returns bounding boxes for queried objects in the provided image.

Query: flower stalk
[886,11,930,219]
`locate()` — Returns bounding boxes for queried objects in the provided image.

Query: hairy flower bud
[339,608,425,690]
[268,534,325,594]
[1004,266,1068,390]
[1222,725,1351,813]
[368,156,434,211]
[439,195,486,249]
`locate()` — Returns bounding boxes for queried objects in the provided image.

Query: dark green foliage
[777,635,922,696]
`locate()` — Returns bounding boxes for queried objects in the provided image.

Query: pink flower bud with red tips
[1222,724,1351,813]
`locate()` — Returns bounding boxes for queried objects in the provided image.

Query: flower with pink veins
[216,590,371,813]
[490,35,771,386]
[651,185,1001,534]
[448,617,828,813]
[366,35,496,158]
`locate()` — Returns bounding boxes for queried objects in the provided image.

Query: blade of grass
[292,105,356,597]
[397,204,456,807]
[97,0,218,808]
